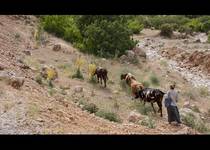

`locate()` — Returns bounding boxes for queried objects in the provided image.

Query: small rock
[74,86,83,93]
[108,96,113,100]
[52,44,62,51]
[9,76,25,89]
[127,110,143,123]
[183,101,190,108]
[0,63,6,70]
[22,50,31,56]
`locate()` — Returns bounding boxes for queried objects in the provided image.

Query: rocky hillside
[1,15,209,134]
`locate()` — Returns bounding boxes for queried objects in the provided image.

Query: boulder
[52,44,62,51]
[127,110,143,123]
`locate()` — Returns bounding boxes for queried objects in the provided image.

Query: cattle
[135,88,165,117]
[121,73,144,98]
[93,67,108,87]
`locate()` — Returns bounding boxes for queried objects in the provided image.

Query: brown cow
[121,73,144,98]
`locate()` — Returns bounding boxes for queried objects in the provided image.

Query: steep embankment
[0,15,199,134]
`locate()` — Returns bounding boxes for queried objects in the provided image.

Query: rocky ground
[0,16,209,134]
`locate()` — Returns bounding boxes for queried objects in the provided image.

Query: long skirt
[167,105,181,123]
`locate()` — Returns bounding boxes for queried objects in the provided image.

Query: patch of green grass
[150,74,160,86]
[182,112,209,133]
[48,87,56,96]
[140,116,156,129]
[27,104,39,119]
[142,81,150,88]
[191,105,200,113]
[72,68,84,80]
[35,75,43,85]
[120,80,131,95]
[95,110,121,123]
[135,101,153,116]
[82,103,99,114]
[160,60,168,67]
[199,86,209,97]
[89,76,97,84]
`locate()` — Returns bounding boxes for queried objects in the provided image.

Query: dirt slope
[0,15,199,134]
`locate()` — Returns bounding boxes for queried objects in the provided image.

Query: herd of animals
[93,67,165,117]
[38,65,165,117]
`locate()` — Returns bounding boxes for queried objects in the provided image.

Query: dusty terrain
[0,15,209,134]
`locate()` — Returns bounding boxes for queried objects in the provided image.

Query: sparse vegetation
[199,86,209,97]
[95,110,121,123]
[181,112,209,133]
[208,32,210,43]
[27,104,39,119]
[142,81,150,88]
[160,24,173,37]
[15,33,20,39]
[140,116,156,129]
[72,68,84,80]
[192,105,200,113]
[160,60,168,67]
[150,74,160,86]
[82,103,99,114]
[35,75,43,85]
[135,101,153,116]
[72,57,85,80]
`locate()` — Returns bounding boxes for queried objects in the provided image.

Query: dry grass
[27,104,39,119]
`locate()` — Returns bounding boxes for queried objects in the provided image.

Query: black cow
[135,88,165,117]
[93,67,108,87]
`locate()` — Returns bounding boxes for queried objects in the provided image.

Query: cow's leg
[157,101,163,117]
[100,77,102,85]
[103,77,107,87]
[97,75,99,83]
[151,103,156,114]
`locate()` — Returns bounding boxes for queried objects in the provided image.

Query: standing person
[164,84,181,126]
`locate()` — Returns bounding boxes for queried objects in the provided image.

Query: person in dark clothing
[165,84,181,126]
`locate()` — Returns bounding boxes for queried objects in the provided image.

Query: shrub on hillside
[201,20,210,33]
[182,112,209,133]
[95,110,121,123]
[140,116,156,129]
[82,103,99,114]
[127,19,144,34]
[160,24,173,37]
[150,74,160,86]
[208,32,210,43]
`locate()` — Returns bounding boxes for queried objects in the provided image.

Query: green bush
[82,103,99,114]
[72,68,84,80]
[192,105,200,113]
[140,117,156,129]
[150,74,159,86]
[127,19,144,34]
[199,86,209,97]
[95,110,121,123]
[208,32,210,43]
[135,102,153,115]
[185,19,203,32]
[201,20,210,33]
[142,81,150,88]
[182,113,209,133]
[160,24,173,37]
[35,75,43,85]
